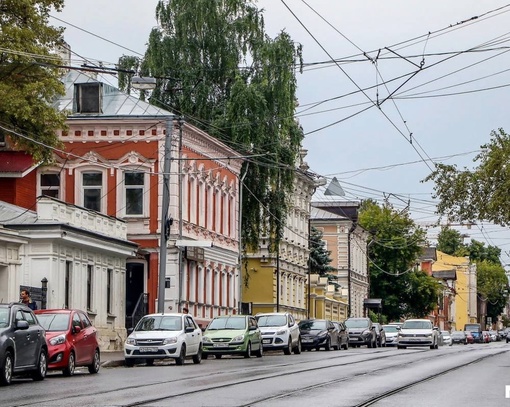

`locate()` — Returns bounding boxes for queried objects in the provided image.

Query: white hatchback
[255,312,301,355]
[124,313,202,366]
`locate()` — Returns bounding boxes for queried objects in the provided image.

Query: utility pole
[158,116,174,313]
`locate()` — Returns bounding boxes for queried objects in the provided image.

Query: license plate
[139,347,158,353]
[302,339,313,343]
[213,343,228,348]
[262,339,271,344]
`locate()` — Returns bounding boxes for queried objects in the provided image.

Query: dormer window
[74,83,103,114]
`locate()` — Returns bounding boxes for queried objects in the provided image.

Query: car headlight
[126,337,136,345]
[163,337,177,345]
[203,336,212,343]
[362,330,370,336]
[232,334,245,342]
[49,334,66,346]
[318,330,327,338]
[276,329,287,335]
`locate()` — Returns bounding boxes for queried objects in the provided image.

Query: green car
[202,315,263,359]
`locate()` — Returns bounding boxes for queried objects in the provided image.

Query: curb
[101,359,125,368]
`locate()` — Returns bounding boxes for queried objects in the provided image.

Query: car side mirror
[249,326,257,331]
[185,326,195,333]
[16,320,29,330]
[127,327,134,335]
[73,325,81,334]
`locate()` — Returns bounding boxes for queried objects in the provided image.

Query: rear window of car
[37,313,70,331]
[0,308,9,327]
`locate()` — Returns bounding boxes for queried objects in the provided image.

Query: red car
[35,309,100,376]
[465,331,475,344]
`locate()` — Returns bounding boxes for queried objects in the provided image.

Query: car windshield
[402,321,432,329]
[441,331,450,336]
[345,319,369,328]
[207,317,246,330]
[256,315,287,327]
[37,313,70,331]
[383,325,398,332]
[451,331,465,337]
[0,308,9,328]
[135,316,182,331]
[299,320,327,330]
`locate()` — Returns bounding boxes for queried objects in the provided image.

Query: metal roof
[54,71,174,118]
[0,151,37,176]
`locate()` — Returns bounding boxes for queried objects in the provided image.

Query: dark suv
[0,303,48,385]
[344,317,377,348]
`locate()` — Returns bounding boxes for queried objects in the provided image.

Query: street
[2,342,509,406]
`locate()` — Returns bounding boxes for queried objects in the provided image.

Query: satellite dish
[324,177,345,196]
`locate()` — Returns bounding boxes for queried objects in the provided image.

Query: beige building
[310,202,369,318]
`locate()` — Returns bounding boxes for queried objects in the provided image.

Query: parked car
[482,331,491,343]
[0,303,48,386]
[465,331,475,344]
[397,319,439,349]
[440,330,452,346]
[344,317,377,348]
[298,319,339,351]
[332,321,349,350]
[488,330,499,342]
[382,324,400,346]
[202,315,263,359]
[464,323,483,343]
[125,313,203,366]
[373,323,386,347]
[451,330,467,345]
[35,309,100,376]
[255,312,301,355]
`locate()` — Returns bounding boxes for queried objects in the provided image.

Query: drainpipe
[347,223,356,318]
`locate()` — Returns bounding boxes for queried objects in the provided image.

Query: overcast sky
[53,1,510,265]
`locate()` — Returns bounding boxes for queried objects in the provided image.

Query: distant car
[35,309,100,376]
[344,317,377,348]
[298,319,339,351]
[397,319,439,349]
[0,303,48,386]
[465,331,475,344]
[202,315,263,359]
[373,323,386,347]
[255,312,301,355]
[125,313,203,366]
[440,330,452,346]
[488,330,499,342]
[482,331,491,343]
[332,321,349,350]
[382,324,400,346]
[451,330,467,345]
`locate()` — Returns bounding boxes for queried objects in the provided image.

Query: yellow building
[433,251,477,331]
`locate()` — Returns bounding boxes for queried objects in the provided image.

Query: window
[75,83,103,114]
[87,265,93,311]
[72,313,82,329]
[40,173,60,198]
[65,261,72,309]
[124,172,144,215]
[23,311,36,325]
[83,172,102,211]
[79,312,91,328]
[107,268,113,314]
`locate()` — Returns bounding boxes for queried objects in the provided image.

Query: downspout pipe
[347,222,357,318]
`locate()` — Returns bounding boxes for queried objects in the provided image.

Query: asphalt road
[2,342,509,406]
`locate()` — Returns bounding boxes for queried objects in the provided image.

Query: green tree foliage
[309,226,335,277]
[477,260,508,320]
[436,227,468,256]
[424,128,510,226]
[358,200,440,321]
[118,0,303,252]
[0,0,67,162]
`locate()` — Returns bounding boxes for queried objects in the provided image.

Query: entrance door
[126,262,145,328]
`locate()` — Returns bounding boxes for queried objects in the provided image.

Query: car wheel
[0,351,13,386]
[63,351,76,377]
[202,352,209,360]
[324,338,331,351]
[397,345,406,350]
[88,349,100,374]
[32,349,47,381]
[284,337,292,355]
[293,338,302,354]
[146,359,154,366]
[175,344,186,365]
[244,342,252,358]
[192,345,202,364]
[255,343,263,358]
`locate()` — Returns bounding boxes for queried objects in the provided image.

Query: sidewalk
[100,351,125,368]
